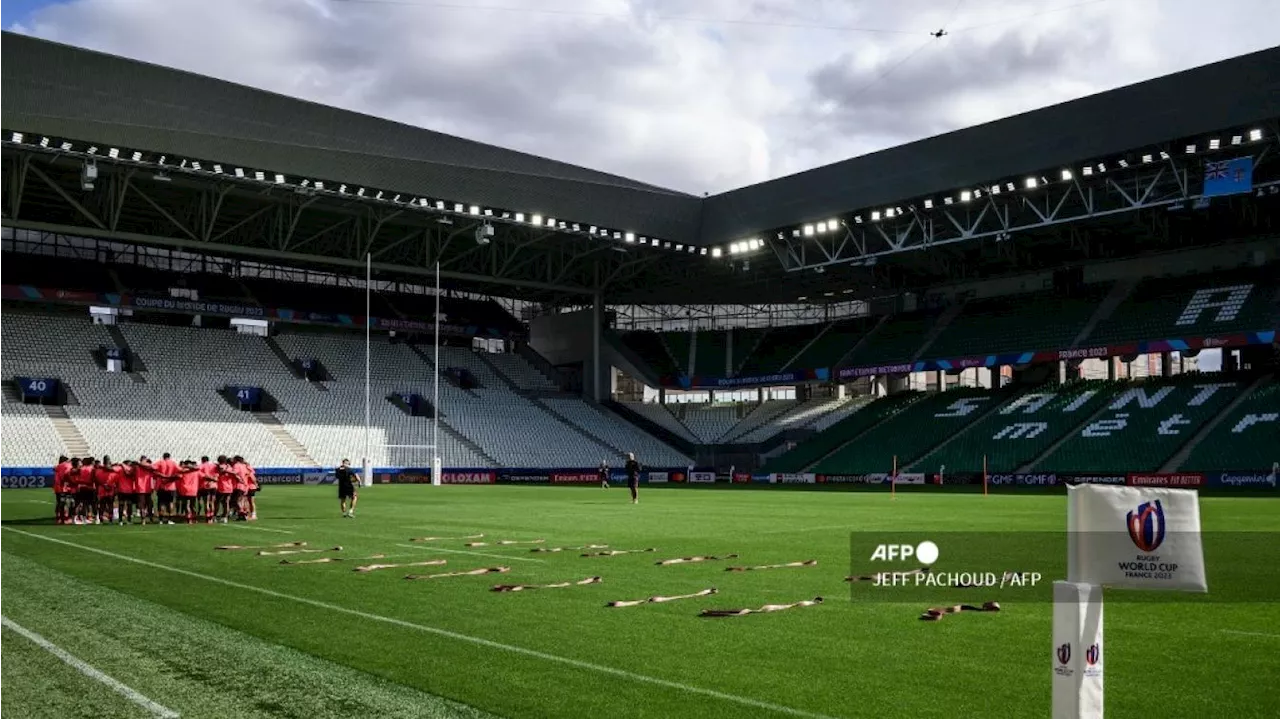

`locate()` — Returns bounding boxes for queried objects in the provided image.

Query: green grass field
[2,485,1278,719]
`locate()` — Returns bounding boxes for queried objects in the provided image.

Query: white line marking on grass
[758,524,854,535]
[396,544,544,563]
[18,499,54,505]
[1220,629,1280,639]
[3,528,837,719]
[225,525,294,534]
[1,615,181,718]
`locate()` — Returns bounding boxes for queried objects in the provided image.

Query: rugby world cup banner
[1066,484,1207,593]
[689,471,716,483]
[666,368,830,390]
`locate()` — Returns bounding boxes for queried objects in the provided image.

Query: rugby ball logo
[1126,500,1166,553]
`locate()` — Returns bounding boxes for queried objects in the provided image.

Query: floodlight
[515,213,525,222]
[974,189,983,199]
[960,190,972,202]
[255,171,266,181]
[624,232,636,243]
[10,132,23,143]
[711,248,722,258]
[454,203,464,213]
[700,248,708,256]
[923,199,933,209]
[943,197,953,206]
[1060,169,1073,181]
[817,221,829,234]
[792,229,800,237]
[234,168,245,178]
[1159,151,1169,160]
[803,224,815,237]
[1141,154,1153,163]
[884,208,894,218]
[1249,128,1263,141]
[132,151,143,161]
[1082,166,1093,176]
[469,205,479,215]
[827,219,838,229]
[213,165,223,173]
[375,191,385,200]
[39,137,49,147]
[314,181,325,190]
[1024,177,1037,189]
[436,201,445,209]
[871,210,882,220]
[854,215,863,224]
[614,231,622,239]
[1185,144,1196,154]
[531,214,543,225]
[1208,138,1220,150]
[639,238,648,245]
[675,244,683,251]
[107,148,119,159]
[546,217,556,227]
[60,142,73,151]
[990,185,1001,195]
[1118,159,1128,168]
[87,146,99,154]
[558,222,566,229]
[1231,136,1242,145]
[1005,182,1015,192]
[275,174,286,184]
[571,222,579,230]
[663,242,671,249]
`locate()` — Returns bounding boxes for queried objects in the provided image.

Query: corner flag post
[891,456,897,500]
[983,455,988,496]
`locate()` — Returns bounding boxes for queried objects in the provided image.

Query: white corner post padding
[431,456,442,487]
[362,460,372,487]
[1052,581,1104,719]
[1053,483,1208,719]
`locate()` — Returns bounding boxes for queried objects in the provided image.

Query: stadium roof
[3,32,1279,305]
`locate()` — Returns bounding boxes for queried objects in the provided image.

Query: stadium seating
[664,331,692,375]
[621,402,699,443]
[841,312,936,367]
[694,330,729,377]
[814,386,1020,474]
[920,380,1123,473]
[719,400,797,442]
[539,398,691,466]
[762,393,923,473]
[1179,377,1279,472]
[733,396,864,443]
[619,331,681,378]
[679,404,741,443]
[1035,375,1247,473]
[730,328,769,374]
[926,287,1109,358]
[786,317,878,371]
[737,324,823,375]
[484,351,558,391]
[1085,266,1277,346]
[1,402,69,466]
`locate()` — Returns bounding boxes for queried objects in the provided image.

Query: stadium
[2,27,1278,719]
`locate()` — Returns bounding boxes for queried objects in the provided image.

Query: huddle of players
[52,453,260,525]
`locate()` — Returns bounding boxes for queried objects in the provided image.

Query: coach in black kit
[625,452,641,504]
[335,459,359,518]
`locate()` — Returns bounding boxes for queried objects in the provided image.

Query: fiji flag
[1203,157,1254,197]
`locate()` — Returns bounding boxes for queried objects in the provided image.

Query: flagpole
[364,252,371,485]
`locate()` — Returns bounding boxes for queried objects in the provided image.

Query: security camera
[475,223,495,246]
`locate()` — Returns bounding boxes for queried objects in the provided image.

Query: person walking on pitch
[336,459,359,518]
[599,461,610,489]
[625,453,641,504]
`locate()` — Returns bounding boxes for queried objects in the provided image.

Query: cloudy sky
[6,0,1277,194]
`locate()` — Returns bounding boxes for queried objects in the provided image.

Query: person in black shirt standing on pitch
[625,452,641,504]
[335,458,359,518]
[599,461,610,489]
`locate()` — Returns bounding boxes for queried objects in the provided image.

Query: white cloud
[10,0,1278,193]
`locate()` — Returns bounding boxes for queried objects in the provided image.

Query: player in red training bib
[198,456,219,523]
[133,457,156,524]
[94,457,116,524]
[244,459,259,521]
[176,460,201,524]
[153,453,179,524]
[112,458,135,524]
[53,456,72,524]
[73,458,96,524]
[215,455,236,523]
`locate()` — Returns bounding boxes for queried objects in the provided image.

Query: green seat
[1181,379,1280,471]
[1036,375,1246,473]
[927,287,1109,359]
[762,393,922,473]
[843,312,935,367]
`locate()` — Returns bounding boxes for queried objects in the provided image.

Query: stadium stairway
[534,399,623,459]
[251,412,320,467]
[263,336,305,378]
[44,405,92,457]
[1071,279,1136,348]
[780,322,835,371]
[904,390,1028,473]
[1016,386,1128,473]
[910,303,964,362]
[105,324,148,371]
[1160,373,1273,472]
[437,420,499,468]
[831,315,890,368]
